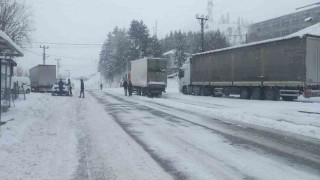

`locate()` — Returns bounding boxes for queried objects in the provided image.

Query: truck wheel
[182,86,188,95]
[282,96,295,101]
[264,88,276,101]
[252,87,263,100]
[240,88,251,99]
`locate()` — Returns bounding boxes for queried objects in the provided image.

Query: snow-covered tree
[0,0,34,45]
[128,20,150,59]
[147,36,162,57]
[174,31,187,68]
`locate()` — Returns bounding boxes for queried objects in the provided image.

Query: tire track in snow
[90,92,187,180]
[90,91,254,179]
[94,91,320,176]
[72,99,109,180]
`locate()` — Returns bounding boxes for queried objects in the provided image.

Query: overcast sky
[17,0,318,77]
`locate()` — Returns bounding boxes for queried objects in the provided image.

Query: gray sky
[17,0,318,77]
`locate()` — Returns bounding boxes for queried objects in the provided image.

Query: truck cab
[178,60,191,94]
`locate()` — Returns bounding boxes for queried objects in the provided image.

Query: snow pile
[0,30,24,56]
[290,22,320,37]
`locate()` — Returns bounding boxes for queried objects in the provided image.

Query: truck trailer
[29,65,56,92]
[130,58,167,96]
[179,34,320,101]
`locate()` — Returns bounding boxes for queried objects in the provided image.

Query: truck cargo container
[130,58,167,96]
[29,65,56,92]
[178,34,320,101]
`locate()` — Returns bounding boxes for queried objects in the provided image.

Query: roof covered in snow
[0,30,24,57]
[163,49,176,56]
[194,23,320,57]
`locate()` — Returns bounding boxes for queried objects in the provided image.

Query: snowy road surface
[1,85,320,179]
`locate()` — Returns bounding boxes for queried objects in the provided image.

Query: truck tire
[182,86,188,95]
[264,88,276,101]
[252,87,263,100]
[240,88,251,99]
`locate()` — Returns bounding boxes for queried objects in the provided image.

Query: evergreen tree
[204,30,229,51]
[174,31,187,68]
[128,20,150,58]
[148,36,162,57]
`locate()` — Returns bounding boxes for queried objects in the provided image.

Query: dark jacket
[80,80,84,90]
[123,80,128,89]
[128,81,132,90]
[58,80,64,90]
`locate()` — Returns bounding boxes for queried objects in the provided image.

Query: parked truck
[29,65,56,92]
[130,58,167,96]
[179,34,320,101]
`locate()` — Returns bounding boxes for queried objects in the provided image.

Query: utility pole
[196,14,209,52]
[55,58,61,79]
[153,20,158,37]
[40,45,49,65]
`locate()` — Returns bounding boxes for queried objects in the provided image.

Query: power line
[24,49,98,61]
[27,41,103,46]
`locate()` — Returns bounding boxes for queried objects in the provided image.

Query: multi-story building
[247,6,320,43]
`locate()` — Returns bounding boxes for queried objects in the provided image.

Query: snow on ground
[0,94,78,180]
[105,78,320,139]
[0,78,319,179]
[91,87,320,179]
[0,93,172,180]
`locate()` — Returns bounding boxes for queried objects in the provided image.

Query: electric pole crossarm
[40,45,49,65]
[196,14,209,52]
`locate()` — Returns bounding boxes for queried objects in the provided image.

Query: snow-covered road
[1,83,320,179]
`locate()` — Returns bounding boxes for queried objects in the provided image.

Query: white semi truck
[179,34,320,101]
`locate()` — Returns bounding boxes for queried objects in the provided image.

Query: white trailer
[130,58,167,96]
[29,65,56,92]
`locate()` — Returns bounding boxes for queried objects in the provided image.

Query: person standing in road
[123,79,128,96]
[79,79,85,98]
[128,81,133,96]
[100,83,103,90]
[58,78,64,95]
[67,79,73,96]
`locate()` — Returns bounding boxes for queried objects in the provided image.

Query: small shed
[0,30,24,112]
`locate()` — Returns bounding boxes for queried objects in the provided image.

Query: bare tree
[0,0,34,45]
